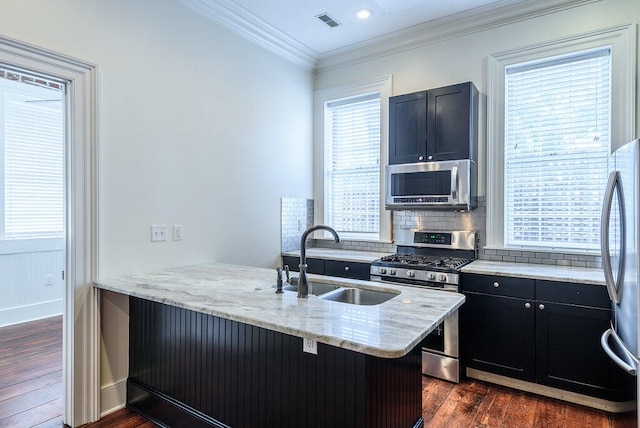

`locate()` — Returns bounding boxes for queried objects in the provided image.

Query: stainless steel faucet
[298,225,340,298]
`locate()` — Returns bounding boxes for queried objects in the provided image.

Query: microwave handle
[450,166,458,199]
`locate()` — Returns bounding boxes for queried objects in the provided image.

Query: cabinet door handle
[539,304,545,310]
[344,266,350,271]
[427,155,433,160]
[418,155,424,161]
[524,302,531,309]
[493,282,500,288]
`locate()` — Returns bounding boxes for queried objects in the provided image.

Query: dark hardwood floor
[0,316,63,427]
[1,317,637,427]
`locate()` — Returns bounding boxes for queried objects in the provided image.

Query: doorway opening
[0,66,66,426]
[0,34,98,427]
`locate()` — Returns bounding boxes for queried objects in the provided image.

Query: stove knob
[379,267,387,274]
[407,270,416,278]
[438,274,447,282]
[389,269,397,275]
[427,272,436,281]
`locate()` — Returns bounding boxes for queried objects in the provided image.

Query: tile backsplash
[281,197,601,268]
[280,198,314,252]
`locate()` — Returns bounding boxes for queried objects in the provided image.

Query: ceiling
[174,0,591,70]
[214,0,514,55]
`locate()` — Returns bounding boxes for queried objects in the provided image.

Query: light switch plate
[303,338,317,355]
[173,224,183,241]
[151,224,167,242]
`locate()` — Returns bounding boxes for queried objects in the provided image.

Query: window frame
[486,23,636,253]
[313,75,393,242]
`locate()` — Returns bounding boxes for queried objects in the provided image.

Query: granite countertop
[281,248,393,263]
[94,262,464,359]
[461,260,605,286]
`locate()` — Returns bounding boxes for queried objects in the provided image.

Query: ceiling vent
[316,13,341,28]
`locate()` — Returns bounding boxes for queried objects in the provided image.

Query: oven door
[421,311,460,383]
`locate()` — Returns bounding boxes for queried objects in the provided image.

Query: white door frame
[0,35,99,426]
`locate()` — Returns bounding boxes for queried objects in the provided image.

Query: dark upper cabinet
[427,82,478,162]
[388,90,427,165]
[388,82,478,165]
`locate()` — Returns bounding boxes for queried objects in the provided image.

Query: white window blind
[4,90,64,240]
[324,92,381,239]
[504,47,611,250]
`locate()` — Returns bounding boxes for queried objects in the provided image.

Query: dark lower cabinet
[535,301,621,399]
[461,292,535,381]
[461,274,635,402]
[282,255,324,274]
[128,296,424,428]
[282,255,371,280]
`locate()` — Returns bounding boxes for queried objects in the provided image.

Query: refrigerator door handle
[601,328,638,376]
[600,170,625,304]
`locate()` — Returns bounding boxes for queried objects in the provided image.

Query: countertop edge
[461,260,605,285]
[95,264,465,359]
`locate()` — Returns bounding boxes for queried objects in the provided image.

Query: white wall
[314,0,640,197]
[0,248,64,327]
[0,0,314,415]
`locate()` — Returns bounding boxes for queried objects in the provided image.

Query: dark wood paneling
[129,297,422,428]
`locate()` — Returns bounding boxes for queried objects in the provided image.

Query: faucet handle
[275,267,284,294]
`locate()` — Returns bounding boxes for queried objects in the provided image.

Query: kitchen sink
[319,287,398,306]
[273,281,340,296]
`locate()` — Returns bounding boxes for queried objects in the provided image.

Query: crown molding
[315,0,602,73]
[174,0,601,73]
[174,0,318,70]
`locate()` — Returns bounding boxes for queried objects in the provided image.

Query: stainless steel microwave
[385,159,477,210]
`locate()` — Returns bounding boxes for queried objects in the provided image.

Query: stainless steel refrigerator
[601,138,640,418]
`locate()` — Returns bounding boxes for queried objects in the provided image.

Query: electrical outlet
[151,224,167,242]
[45,274,53,286]
[173,224,183,241]
[303,338,317,355]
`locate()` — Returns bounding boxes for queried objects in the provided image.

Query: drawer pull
[539,304,545,310]
[344,266,350,272]
[493,282,500,288]
[524,302,531,309]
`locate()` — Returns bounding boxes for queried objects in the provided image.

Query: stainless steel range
[370,230,476,383]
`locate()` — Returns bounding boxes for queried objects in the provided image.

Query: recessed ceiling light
[356,9,372,20]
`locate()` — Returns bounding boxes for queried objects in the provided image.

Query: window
[504,48,611,250]
[314,76,392,241]
[0,69,65,242]
[324,93,380,239]
[486,24,636,253]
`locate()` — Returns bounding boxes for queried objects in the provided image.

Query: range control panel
[413,232,452,245]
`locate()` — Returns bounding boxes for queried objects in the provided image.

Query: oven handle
[370,275,458,292]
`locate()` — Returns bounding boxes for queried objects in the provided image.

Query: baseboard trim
[127,378,229,428]
[100,378,127,417]
[466,368,636,413]
[0,299,63,327]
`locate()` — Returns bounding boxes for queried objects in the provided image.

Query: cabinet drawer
[282,256,325,274]
[462,273,534,299]
[536,280,610,308]
[325,260,370,280]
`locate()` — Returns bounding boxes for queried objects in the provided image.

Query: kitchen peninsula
[95,262,464,428]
